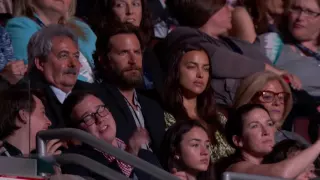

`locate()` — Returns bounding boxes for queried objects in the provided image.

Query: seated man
[94,22,165,157]
[0,89,63,173]
[6,25,98,128]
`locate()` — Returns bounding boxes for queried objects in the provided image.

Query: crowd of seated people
[0,0,320,180]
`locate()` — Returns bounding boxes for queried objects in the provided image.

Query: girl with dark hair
[224,103,320,179]
[160,120,216,180]
[163,44,234,162]
[263,139,317,180]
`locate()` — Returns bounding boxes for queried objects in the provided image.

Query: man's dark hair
[0,89,45,140]
[62,90,98,127]
[166,0,226,28]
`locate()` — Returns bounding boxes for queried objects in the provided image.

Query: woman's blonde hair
[233,71,293,126]
[14,0,76,17]
[13,0,86,40]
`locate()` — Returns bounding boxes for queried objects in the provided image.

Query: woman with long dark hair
[163,44,234,162]
[160,120,216,180]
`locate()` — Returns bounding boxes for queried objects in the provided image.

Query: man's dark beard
[109,66,143,90]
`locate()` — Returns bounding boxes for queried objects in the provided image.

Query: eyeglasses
[289,6,320,18]
[78,105,110,126]
[255,91,290,104]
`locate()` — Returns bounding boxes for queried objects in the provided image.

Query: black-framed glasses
[255,91,290,104]
[289,6,320,18]
[78,105,110,126]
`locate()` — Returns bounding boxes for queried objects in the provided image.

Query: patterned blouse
[164,112,235,162]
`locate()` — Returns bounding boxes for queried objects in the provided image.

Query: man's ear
[232,135,244,148]
[17,109,28,125]
[34,57,44,72]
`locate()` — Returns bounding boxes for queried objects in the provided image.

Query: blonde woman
[234,71,309,145]
[5,0,96,83]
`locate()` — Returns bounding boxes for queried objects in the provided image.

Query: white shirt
[50,86,71,104]
[78,52,94,83]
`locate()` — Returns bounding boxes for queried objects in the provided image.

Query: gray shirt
[259,33,320,97]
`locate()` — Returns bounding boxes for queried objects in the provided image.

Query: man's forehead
[109,33,140,47]
[51,36,79,52]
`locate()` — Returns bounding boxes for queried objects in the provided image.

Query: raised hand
[127,128,150,156]
[46,139,65,156]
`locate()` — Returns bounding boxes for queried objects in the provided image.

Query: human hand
[281,73,302,90]
[0,60,27,84]
[171,168,188,180]
[127,128,150,156]
[46,139,66,156]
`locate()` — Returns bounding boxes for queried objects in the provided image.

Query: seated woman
[234,71,309,145]
[160,120,215,180]
[5,0,96,83]
[0,89,63,174]
[263,139,317,180]
[163,0,301,105]
[259,0,320,99]
[225,104,320,179]
[163,44,234,162]
[61,91,161,179]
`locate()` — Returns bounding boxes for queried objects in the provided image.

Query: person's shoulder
[72,18,90,28]
[5,16,39,36]
[6,16,37,27]
[71,18,96,37]
[227,160,253,172]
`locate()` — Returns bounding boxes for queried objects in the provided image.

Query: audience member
[224,104,320,179]
[162,0,301,105]
[0,89,63,174]
[6,0,96,83]
[163,44,234,162]
[263,139,317,180]
[233,71,309,145]
[0,25,15,85]
[94,22,165,157]
[62,91,161,179]
[9,25,97,128]
[259,0,320,100]
[147,0,177,38]
[160,120,215,180]
[91,0,163,100]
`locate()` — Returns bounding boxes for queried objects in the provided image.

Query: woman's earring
[174,155,180,160]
